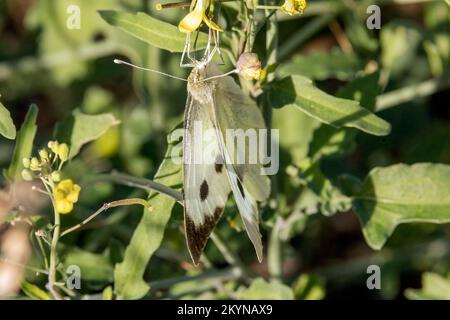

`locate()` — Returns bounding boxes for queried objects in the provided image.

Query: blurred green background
[0,0,449,300]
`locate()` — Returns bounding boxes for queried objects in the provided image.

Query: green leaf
[405,272,450,300]
[55,110,120,159]
[344,14,378,54]
[272,104,320,163]
[21,281,51,300]
[4,105,38,181]
[337,72,380,112]
[28,0,120,85]
[61,246,113,282]
[99,10,208,53]
[114,131,183,299]
[0,101,16,139]
[296,159,351,216]
[269,75,391,136]
[102,286,114,300]
[293,274,326,300]
[308,73,379,160]
[278,49,364,81]
[237,278,294,300]
[381,20,422,77]
[352,163,450,250]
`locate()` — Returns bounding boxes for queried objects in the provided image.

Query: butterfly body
[183,63,270,265]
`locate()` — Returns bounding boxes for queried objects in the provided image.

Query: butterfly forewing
[183,92,231,265]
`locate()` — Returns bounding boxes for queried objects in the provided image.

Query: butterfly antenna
[199,69,239,83]
[114,59,188,82]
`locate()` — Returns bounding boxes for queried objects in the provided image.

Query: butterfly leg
[212,29,225,65]
[180,33,195,68]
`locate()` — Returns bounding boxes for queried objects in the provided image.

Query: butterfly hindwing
[183,94,231,265]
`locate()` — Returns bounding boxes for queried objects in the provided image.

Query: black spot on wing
[215,163,223,173]
[200,180,209,201]
[236,178,245,198]
[184,206,224,265]
[215,155,224,173]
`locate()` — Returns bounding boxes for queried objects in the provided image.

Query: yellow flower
[236,52,262,80]
[53,179,81,214]
[281,0,307,16]
[178,0,223,33]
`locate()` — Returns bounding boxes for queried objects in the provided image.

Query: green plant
[0,0,449,300]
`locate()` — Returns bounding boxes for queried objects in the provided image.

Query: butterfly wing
[183,94,231,265]
[207,68,271,262]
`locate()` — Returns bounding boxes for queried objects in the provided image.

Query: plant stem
[264,0,283,281]
[60,198,150,238]
[0,258,49,275]
[210,231,250,278]
[268,216,283,280]
[48,207,62,300]
[376,74,450,111]
[39,178,62,300]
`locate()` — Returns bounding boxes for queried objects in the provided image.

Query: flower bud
[236,53,262,80]
[30,157,40,171]
[39,149,49,160]
[58,143,69,161]
[48,141,59,154]
[22,157,30,169]
[21,169,33,181]
[51,171,61,182]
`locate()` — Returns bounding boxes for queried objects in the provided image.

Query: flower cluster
[21,141,81,214]
[281,0,307,16]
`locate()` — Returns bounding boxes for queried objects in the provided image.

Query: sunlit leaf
[278,49,364,81]
[27,0,120,85]
[4,105,38,181]
[381,20,422,77]
[308,73,379,159]
[405,272,450,300]
[114,130,182,299]
[269,75,391,136]
[55,110,120,159]
[99,10,208,52]
[61,246,113,282]
[237,278,294,300]
[352,163,450,250]
[0,100,16,140]
[21,281,51,300]
[273,104,320,163]
[293,274,326,300]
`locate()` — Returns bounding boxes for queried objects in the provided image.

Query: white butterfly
[115,34,270,265]
[183,58,271,265]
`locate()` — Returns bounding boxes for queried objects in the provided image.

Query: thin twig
[0,258,49,275]
[210,231,251,278]
[149,267,242,290]
[60,198,150,238]
[376,74,450,111]
[93,172,183,204]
